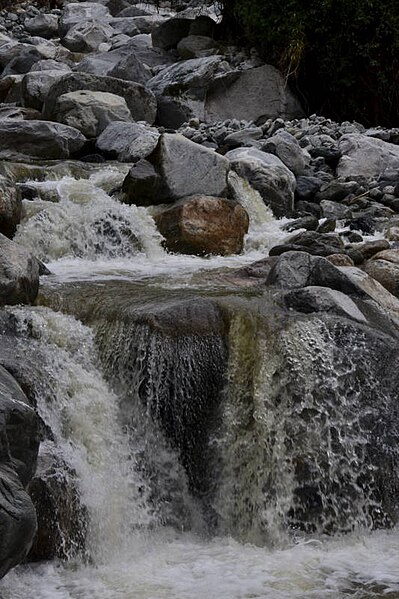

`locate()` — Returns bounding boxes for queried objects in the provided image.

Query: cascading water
[1,168,399,598]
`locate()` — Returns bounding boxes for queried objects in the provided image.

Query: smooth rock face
[43,73,157,125]
[226,147,296,217]
[0,233,40,305]
[96,121,160,161]
[54,90,132,138]
[151,133,230,201]
[155,195,249,256]
[205,65,304,123]
[0,120,86,160]
[0,178,21,238]
[337,134,399,179]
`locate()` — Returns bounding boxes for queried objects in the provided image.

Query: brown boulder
[363,249,399,297]
[155,195,249,256]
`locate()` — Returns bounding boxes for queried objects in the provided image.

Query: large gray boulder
[62,20,115,53]
[147,55,231,96]
[108,52,151,85]
[59,2,111,37]
[337,134,399,180]
[226,147,296,217]
[0,120,86,160]
[150,133,229,201]
[54,90,132,138]
[24,14,59,39]
[0,233,40,306]
[151,17,192,50]
[96,121,160,161]
[21,69,69,111]
[205,65,304,123]
[261,130,308,176]
[43,73,157,125]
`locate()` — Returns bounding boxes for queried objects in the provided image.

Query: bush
[221,0,399,126]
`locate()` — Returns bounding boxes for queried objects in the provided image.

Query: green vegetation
[220,0,399,126]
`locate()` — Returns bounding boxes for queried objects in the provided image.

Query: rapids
[1,168,398,599]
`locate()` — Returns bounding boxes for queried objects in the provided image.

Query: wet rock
[150,133,229,200]
[154,195,249,256]
[327,253,355,267]
[24,14,59,39]
[338,134,399,180]
[283,215,319,233]
[317,218,336,233]
[355,240,390,262]
[0,120,86,160]
[283,286,367,323]
[27,444,87,561]
[269,231,344,258]
[294,176,323,201]
[0,177,21,238]
[320,200,352,220]
[122,159,165,206]
[0,233,40,305]
[96,121,160,162]
[315,180,359,203]
[43,73,157,125]
[349,214,377,235]
[226,147,296,217]
[205,65,304,123]
[54,90,132,138]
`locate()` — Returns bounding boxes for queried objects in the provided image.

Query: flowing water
[1,167,399,599]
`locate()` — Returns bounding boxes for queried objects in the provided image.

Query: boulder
[21,69,68,111]
[58,2,111,38]
[0,178,21,238]
[283,286,367,323]
[62,20,115,53]
[177,35,217,59]
[337,134,399,180]
[226,147,296,217]
[320,200,352,220]
[261,130,308,176]
[152,17,191,50]
[29,59,72,72]
[150,133,229,201]
[122,159,166,207]
[109,52,151,85]
[110,15,167,36]
[147,55,231,97]
[2,46,42,76]
[295,175,323,201]
[269,231,345,258]
[205,65,304,123]
[24,14,59,39]
[0,233,40,305]
[155,195,249,256]
[54,90,132,138]
[363,250,399,298]
[96,121,160,162]
[43,73,157,125]
[0,120,86,160]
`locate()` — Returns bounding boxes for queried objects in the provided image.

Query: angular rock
[59,2,111,38]
[177,35,217,59]
[96,121,159,162]
[43,73,157,125]
[0,120,86,160]
[24,14,59,39]
[54,90,132,138]
[320,200,352,220]
[110,15,167,36]
[283,286,367,323]
[295,175,323,201]
[62,20,115,53]
[150,133,229,201]
[122,159,166,207]
[205,65,304,123]
[109,52,151,85]
[269,230,345,258]
[0,233,40,305]
[0,177,21,238]
[21,69,67,111]
[2,46,42,76]
[226,147,295,217]
[338,134,399,180]
[29,59,72,72]
[261,130,307,176]
[152,17,191,50]
[155,195,249,256]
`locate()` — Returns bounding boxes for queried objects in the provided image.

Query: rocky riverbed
[0,0,399,592]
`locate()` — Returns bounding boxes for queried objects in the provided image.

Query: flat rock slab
[0,120,86,160]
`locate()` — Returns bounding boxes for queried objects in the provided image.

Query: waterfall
[6,306,155,563]
[14,173,164,262]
